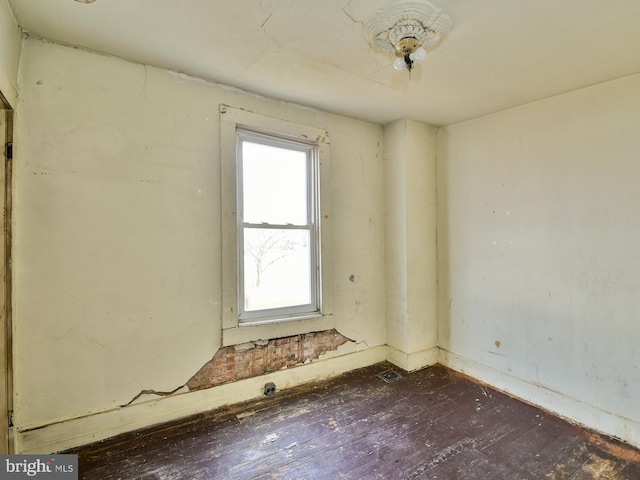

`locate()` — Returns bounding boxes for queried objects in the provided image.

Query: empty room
[0,0,639,478]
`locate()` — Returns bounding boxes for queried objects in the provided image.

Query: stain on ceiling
[7,0,640,126]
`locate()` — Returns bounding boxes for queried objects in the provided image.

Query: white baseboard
[438,349,640,450]
[18,345,638,453]
[15,346,386,454]
[386,345,439,372]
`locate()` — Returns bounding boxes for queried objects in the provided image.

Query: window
[237,129,320,323]
[220,106,333,344]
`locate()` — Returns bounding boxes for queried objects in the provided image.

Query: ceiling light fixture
[364,0,452,75]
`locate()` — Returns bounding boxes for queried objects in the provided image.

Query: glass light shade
[393,57,406,71]
[414,47,427,62]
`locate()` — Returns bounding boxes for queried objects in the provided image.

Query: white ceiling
[8,0,640,126]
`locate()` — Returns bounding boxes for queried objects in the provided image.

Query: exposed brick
[186,329,352,391]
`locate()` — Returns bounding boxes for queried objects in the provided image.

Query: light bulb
[393,57,406,71]
[414,47,427,62]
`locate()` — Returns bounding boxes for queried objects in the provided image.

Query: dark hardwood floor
[72,363,640,479]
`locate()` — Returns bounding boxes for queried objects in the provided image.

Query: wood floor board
[518,434,588,479]
[410,448,496,480]
[478,462,518,480]
[540,438,598,480]
[70,363,639,479]
[621,460,640,479]
[223,392,417,476]
[484,421,567,471]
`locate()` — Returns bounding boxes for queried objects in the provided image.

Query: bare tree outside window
[246,230,293,288]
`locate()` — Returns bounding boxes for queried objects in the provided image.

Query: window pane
[243,228,311,311]
[242,141,308,225]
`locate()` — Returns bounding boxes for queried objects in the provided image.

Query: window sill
[222,314,334,347]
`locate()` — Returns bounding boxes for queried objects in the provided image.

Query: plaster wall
[437,73,640,447]
[12,38,386,452]
[0,0,21,107]
[384,119,438,371]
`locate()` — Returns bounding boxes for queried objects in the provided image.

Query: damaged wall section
[187,330,352,391]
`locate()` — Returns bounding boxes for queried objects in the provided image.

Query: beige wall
[437,73,640,447]
[12,23,640,453]
[383,120,438,370]
[13,38,386,452]
[0,0,21,107]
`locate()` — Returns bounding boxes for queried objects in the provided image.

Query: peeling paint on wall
[186,329,353,391]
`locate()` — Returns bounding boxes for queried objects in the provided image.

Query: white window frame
[236,129,320,323]
[220,106,333,346]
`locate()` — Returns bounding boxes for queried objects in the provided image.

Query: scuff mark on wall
[141,64,148,100]
[261,13,273,29]
[186,329,353,391]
